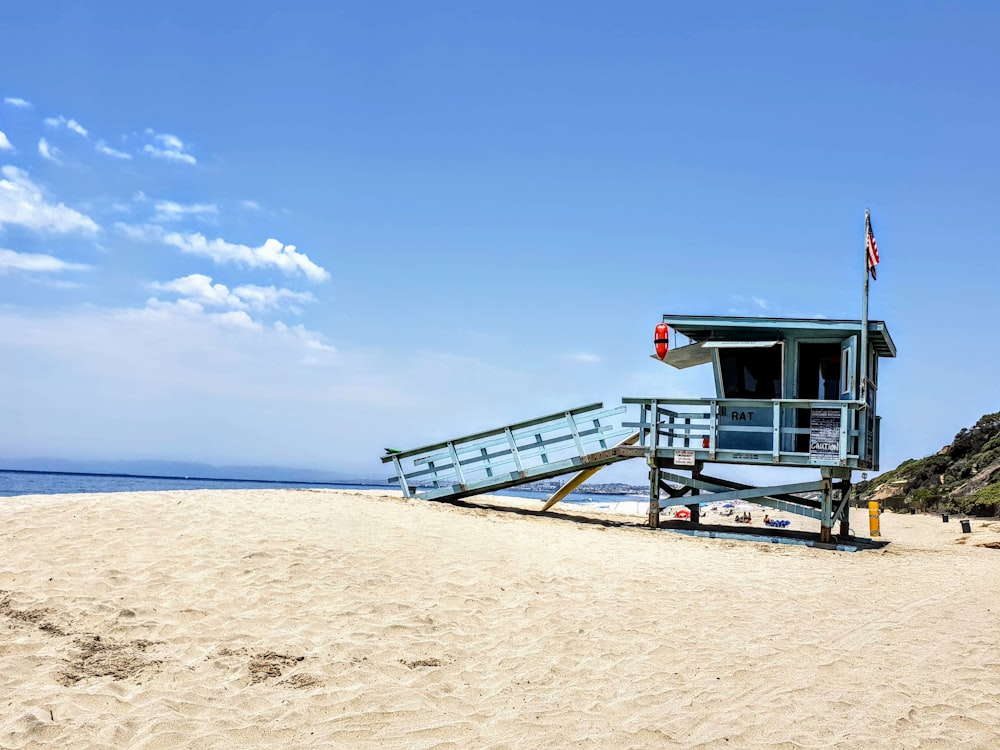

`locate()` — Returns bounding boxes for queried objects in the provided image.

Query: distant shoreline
[0,468,389,489]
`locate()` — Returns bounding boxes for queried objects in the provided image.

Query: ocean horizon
[0,469,633,507]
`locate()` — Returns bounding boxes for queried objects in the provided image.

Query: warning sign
[809,408,841,460]
[674,449,696,466]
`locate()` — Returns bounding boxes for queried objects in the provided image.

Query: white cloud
[143,130,196,165]
[38,138,61,163]
[0,248,90,273]
[67,119,88,137]
[149,274,316,315]
[149,274,245,309]
[274,321,335,352]
[95,141,132,159]
[4,97,32,108]
[0,131,12,151]
[0,166,100,234]
[142,297,262,331]
[44,115,88,137]
[240,200,261,211]
[116,222,329,281]
[0,303,584,474]
[568,353,602,364]
[164,233,329,281]
[152,200,218,222]
[233,284,315,311]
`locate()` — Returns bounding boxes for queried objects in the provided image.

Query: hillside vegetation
[858,411,1000,515]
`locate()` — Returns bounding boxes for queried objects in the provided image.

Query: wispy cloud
[143,130,196,165]
[165,232,329,281]
[152,200,218,222]
[44,115,89,137]
[567,352,602,364]
[38,138,61,163]
[67,119,88,137]
[0,166,99,234]
[3,97,31,109]
[240,199,261,211]
[95,141,132,160]
[0,131,12,151]
[116,222,329,281]
[0,248,90,273]
[274,321,335,352]
[149,274,246,309]
[143,297,261,331]
[149,274,316,313]
[232,284,315,311]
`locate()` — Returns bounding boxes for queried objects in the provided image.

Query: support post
[648,463,661,528]
[839,480,852,537]
[819,479,833,544]
[686,462,702,524]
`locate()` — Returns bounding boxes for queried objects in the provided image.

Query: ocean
[0,469,639,510]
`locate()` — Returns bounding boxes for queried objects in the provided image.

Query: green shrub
[963,484,1000,516]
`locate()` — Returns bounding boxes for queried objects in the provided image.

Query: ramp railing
[382,402,632,501]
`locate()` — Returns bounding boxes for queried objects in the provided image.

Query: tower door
[840,336,858,400]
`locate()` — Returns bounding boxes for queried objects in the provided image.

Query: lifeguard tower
[382,213,892,547]
[625,313,895,542]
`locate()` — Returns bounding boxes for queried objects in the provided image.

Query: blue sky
[1,2,997,481]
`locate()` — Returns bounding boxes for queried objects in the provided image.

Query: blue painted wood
[623,397,874,469]
[383,403,634,500]
[655,471,828,519]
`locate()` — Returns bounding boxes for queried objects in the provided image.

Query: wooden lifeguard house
[382,212,892,548]
[626,312,895,542]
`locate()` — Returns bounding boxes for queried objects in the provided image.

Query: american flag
[866,213,880,280]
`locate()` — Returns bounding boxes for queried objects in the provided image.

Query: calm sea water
[0,470,388,498]
[0,469,627,506]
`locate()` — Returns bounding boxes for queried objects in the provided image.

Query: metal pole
[858,209,871,471]
[860,209,870,405]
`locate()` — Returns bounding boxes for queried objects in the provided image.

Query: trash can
[910,508,916,515]
[942,513,949,523]
[960,519,971,534]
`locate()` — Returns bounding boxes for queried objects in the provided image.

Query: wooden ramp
[382,403,637,502]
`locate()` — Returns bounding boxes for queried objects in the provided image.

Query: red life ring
[654,322,670,360]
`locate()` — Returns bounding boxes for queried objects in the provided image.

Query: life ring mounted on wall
[654,322,670,361]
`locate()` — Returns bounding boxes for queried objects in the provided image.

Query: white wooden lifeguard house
[383,213,892,548]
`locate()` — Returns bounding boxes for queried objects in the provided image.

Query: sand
[2,489,1000,749]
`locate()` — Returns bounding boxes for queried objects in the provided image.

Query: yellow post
[868,501,881,537]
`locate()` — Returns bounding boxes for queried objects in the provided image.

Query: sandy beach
[2,489,1000,749]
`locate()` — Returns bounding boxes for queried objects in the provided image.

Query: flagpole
[860,208,870,405]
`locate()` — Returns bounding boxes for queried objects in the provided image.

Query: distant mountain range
[519,479,649,496]
[0,457,388,485]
